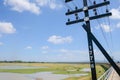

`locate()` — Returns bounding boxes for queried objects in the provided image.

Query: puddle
[0,73,34,80]
[81,68,91,72]
[0,72,88,80]
[27,72,88,80]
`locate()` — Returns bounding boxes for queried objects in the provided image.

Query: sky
[0,0,120,62]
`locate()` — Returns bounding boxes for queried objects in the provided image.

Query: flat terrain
[0,63,109,80]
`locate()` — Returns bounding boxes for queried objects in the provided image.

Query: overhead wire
[88,0,114,63]
[71,0,81,8]
[98,0,113,50]
[71,0,82,21]
[60,0,73,10]
[106,4,114,54]
[98,0,114,55]
[89,0,108,43]
[88,0,93,5]
[88,0,113,55]
[71,0,77,7]
[62,0,113,55]
[61,0,83,25]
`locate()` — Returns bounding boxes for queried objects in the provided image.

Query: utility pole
[82,0,97,79]
[65,0,120,80]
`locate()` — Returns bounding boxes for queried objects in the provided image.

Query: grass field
[0,63,110,80]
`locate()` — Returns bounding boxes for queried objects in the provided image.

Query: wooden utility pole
[65,0,120,79]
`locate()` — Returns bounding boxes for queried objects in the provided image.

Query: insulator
[75,13,78,16]
[76,16,79,20]
[75,6,78,10]
[75,13,79,20]
[104,0,107,2]
[94,11,97,15]
[93,1,96,5]
[93,8,96,12]
[68,9,70,12]
[106,9,109,13]
[68,18,70,22]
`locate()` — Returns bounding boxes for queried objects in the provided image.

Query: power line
[88,0,113,55]
[61,0,73,10]
[61,0,83,25]
[105,4,114,54]
[64,0,120,78]
[98,3,114,56]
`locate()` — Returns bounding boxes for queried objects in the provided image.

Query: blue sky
[0,0,120,62]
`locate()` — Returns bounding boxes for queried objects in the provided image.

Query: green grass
[0,68,54,74]
[0,63,90,74]
[0,63,109,80]
[64,64,109,80]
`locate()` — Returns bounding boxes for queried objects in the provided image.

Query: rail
[97,67,112,80]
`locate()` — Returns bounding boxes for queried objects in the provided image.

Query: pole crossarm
[64,0,119,79]
[66,1,110,15]
[66,12,112,25]
[82,24,120,76]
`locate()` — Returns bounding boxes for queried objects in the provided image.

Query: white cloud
[48,35,73,44]
[110,8,120,19]
[0,42,3,46]
[54,49,89,61]
[117,22,120,28]
[0,22,16,34]
[101,24,112,32]
[59,49,85,54]
[4,0,40,15]
[25,46,32,49]
[36,0,63,10]
[41,46,49,49]
[96,24,112,33]
[36,0,47,6]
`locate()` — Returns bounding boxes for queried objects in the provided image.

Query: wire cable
[88,0,113,54]
[62,0,113,54]
[61,0,83,25]
[98,2,114,55]
[60,0,73,10]
[106,4,114,54]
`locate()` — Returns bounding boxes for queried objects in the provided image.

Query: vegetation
[0,63,109,80]
[100,64,110,71]
[0,63,89,74]
[64,64,110,80]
